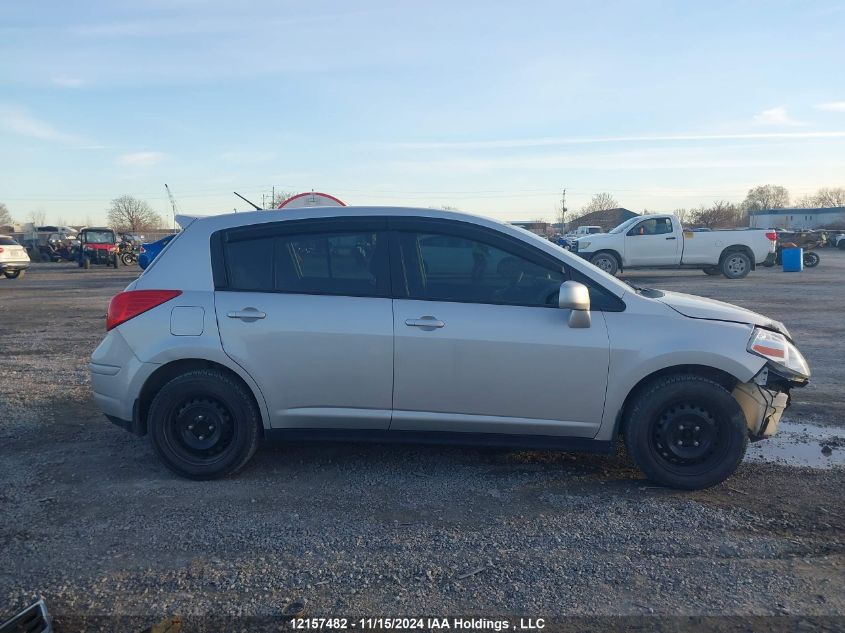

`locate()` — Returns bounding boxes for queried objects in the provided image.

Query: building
[749,207,845,229]
[510,221,551,236]
[568,207,637,232]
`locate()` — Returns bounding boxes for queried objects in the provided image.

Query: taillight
[139,246,146,253]
[106,290,182,331]
[765,231,777,241]
[0,247,4,253]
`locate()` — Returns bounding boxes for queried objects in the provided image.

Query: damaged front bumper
[732,364,807,440]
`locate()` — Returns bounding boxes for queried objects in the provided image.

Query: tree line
[566,185,845,229]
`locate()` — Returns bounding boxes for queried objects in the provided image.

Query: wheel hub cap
[727,256,746,274]
[174,399,231,454]
[653,404,718,465]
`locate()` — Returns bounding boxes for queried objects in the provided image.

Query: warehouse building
[749,207,845,229]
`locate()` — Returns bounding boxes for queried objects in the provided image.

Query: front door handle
[227,308,266,321]
[665,236,677,240]
[405,316,445,330]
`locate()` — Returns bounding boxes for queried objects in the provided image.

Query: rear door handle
[227,308,266,321]
[405,316,445,330]
[666,236,677,240]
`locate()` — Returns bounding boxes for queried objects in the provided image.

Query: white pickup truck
[572,214,777,278]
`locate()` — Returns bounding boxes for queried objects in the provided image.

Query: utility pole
[559,188,567,231]
[272,186,275,209]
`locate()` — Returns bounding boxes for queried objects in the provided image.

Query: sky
[1,0,844,226]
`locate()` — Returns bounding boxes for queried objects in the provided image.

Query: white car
[0,235,31,279]
[90,207,809,489]
[573,214,777,278]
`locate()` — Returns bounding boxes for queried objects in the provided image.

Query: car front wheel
[623,374,748,489]
[590,252,620,276]
[148,369,261,479]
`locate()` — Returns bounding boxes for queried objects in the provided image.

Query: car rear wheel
[148,369,261,480]
[720,251,751,279]
[3,270,24,279]
[623,374,748,489]
[590,252,620,276]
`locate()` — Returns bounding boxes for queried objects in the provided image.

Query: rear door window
[221,229,389,297]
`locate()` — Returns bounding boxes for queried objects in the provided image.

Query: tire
[623,374,748,490]
[720,251,751,279]
[838,240,845,251]
[803,251,820,268]
[83,256,91,270]
[702,267,720,276]
[148,369,261,480]
[112,256,119,269]
[120,253,136,266]
[590,252,620,276]
[3,270,23,279]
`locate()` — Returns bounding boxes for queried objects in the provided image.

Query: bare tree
[741,185,790,211]
[673,208,689,224]
[0,202,13,226]
[107,196,162,233]
[793,195,817,209]
[270,191,298,208]
[691,201,743,229]
[29,208,47,226]
[579,192,619,215]
[814,187,845,207]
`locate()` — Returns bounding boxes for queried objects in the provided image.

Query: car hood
[576,233,610,243]
[653,290,790,338]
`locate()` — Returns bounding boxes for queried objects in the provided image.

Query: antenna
[234,191,262,211]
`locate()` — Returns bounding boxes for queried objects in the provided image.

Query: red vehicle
[77,227,119,269]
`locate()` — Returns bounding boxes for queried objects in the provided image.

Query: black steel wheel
[623,374,747,489]
[148,369,261,479]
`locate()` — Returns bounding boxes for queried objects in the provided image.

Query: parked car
[77,227,119,269]
[567,225,603,238]
[830,232,845,250]
[0,235,31,279]
[572,214,777,278]
[138,234,176,270]
[91,207,809,489]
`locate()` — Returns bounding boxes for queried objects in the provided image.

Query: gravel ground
[1,254,843,631]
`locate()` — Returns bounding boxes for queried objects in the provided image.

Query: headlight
[579,241,591,249]
[747,328,810,378]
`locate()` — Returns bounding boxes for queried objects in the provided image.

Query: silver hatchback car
[91,207,809,488]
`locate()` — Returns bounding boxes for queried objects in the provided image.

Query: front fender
[595,310,765,441]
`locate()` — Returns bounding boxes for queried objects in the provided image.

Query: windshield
[609,217,640,234]
[82,230,115,244]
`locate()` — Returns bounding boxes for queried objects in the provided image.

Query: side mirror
[558,281,591,328]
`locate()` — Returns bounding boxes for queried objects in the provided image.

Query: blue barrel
[782,247,803,272]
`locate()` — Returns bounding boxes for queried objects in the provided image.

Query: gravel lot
[1,253,843,630]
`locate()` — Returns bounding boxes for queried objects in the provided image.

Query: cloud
[117,151,166,167]
[0,104,84,143]
[377,130,845,151]
[751,106,805,126]
[51,76,86,88]
[816,101,845,112]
